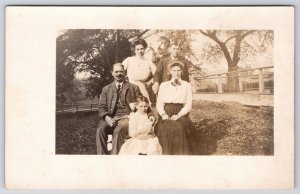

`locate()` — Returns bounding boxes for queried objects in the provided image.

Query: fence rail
[194,66,274,94]
[56,103,99,113]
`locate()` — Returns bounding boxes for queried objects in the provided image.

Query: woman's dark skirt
[155,103,195,155]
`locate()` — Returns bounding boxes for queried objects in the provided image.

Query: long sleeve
[156,83,167,116]
[153,59,163,84]
[182,59,191,82]
[149,61,157,76]
[98,86,109,119]
[156,81,193,117]
[178,83,193,117]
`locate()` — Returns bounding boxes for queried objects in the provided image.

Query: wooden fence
[56,103,99,113]
[57,66,274,113]
[193,66,274,94]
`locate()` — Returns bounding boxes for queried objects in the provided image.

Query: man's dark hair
[111,63,124,72]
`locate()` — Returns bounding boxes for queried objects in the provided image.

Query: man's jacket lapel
[110,82,118,114]
[122,81,130,104]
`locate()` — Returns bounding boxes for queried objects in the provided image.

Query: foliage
[156,30,204,74]
[199,30,274,69]
[56,37,75,103]
[157,30,195,59]
[56,29,148,100]
[56,29,274,100]
[199,30,273,92]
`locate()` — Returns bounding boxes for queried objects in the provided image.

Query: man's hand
[149,115,156,125]
[162,113,169,120]
[152,82,159,94]
[105,115,116,127]
[170,114,180,121]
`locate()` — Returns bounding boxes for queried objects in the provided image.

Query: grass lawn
[56,100,273,155]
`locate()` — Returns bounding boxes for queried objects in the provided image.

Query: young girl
[119,97,162,155]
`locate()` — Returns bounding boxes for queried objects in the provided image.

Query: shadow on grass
[56,111,98,154]
[190,118,229,155]
[55,101,274,155]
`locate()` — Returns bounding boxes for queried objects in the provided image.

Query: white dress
[119,112,162,155]
[122,56,156,104]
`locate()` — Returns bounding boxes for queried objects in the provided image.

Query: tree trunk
[114,30,121,63]
[227,65,239,92]
[227,31,242,92]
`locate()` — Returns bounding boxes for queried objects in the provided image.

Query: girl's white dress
[119,112,162,155]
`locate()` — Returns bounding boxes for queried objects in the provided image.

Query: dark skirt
[155,103,195,155]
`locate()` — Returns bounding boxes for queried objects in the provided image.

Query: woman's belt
[165,103,184,105]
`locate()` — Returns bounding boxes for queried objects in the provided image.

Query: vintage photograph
[6,6,293,189]
[56,29,274,155]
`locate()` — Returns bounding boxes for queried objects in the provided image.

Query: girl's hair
[136,96,149,105]
[133,39,148,49]
[134,96,151,113]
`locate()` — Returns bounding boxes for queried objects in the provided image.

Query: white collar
[170,78,182,83]
[115,81,123,88]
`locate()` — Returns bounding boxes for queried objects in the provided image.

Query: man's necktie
[116,84,123,105]
[117,84,121,94]
[113,84,122,116]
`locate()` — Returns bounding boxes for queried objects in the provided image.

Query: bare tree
[199,30,273,92]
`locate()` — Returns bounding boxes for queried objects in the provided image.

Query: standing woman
[156,61,195,155]
[122,39,157,106]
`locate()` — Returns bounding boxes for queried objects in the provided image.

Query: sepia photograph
[5,6,294,189]
[56,29,274,156]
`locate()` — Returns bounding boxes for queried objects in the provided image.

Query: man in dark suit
[152,43,192,94]
[96,63,142,155]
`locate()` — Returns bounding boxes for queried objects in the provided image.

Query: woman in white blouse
[122,39,157,106]
[156,61,195,155]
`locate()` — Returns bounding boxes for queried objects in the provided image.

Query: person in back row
[122,39,157,106]
[152,41,192,94]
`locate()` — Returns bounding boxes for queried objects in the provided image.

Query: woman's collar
[170,78,182,82]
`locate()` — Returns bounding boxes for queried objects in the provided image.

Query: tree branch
[98,32,113,66]
[224,35,237,44]
[126,29,150,40]
[200,30,233,65]
[260,31,272,47]
[200,30,209,36]
[142,30,161,40]
[136,29,150,39]
[240,30,256,40]
[242,40,259,52]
